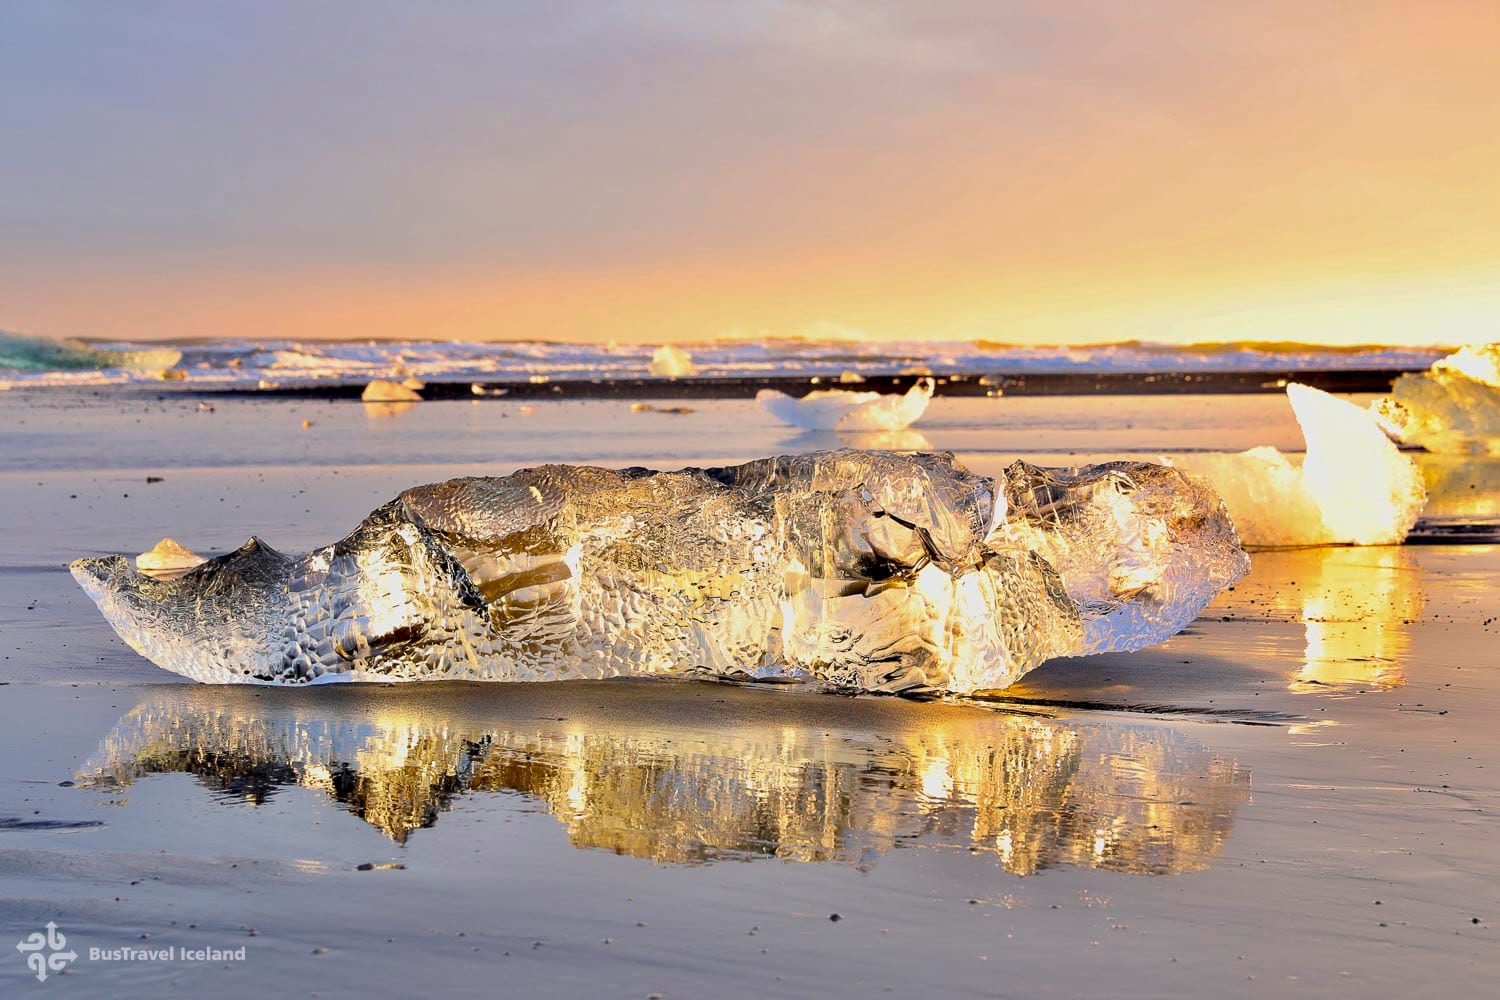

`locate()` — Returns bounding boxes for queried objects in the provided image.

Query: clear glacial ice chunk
[71,451,1248,692]
[1373,343,1500,455]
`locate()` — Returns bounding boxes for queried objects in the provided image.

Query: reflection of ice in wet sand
[362,400,419,419]
[78,690,1248,875]
[1296,547,1423,691]
[777,428,933,452]
[1236,547,1425,692]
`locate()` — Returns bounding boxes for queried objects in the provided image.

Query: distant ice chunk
[757,378,934,431]
[1373,343,1500,454]
[1165,383,1426,547]
[71,451,1247,691]
[361,379,422,402]
[648,345,697,377]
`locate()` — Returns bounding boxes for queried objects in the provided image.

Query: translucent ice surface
[71,451,1248,691]
[1166,384,1426,547]
[757,378,934,431]
[1373,343,1500,454]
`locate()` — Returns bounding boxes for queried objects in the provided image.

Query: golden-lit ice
[71,450,1247,690]
[78,689,1250,874]
[1374,342,1500,455]
[1166,383,1426,546]
[757,378,934,431]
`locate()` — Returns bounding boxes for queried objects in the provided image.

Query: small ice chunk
[1165,383,1426,547]
[1373,343,1500,455]
[71,451,1246,691]
[757,378,934,431]
[361,379,422,402]
[648,345,697,377]
[135,538,207,578]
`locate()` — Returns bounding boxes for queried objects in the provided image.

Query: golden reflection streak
[1294,547,1423,692]
[362,401,419,419]
[77,689,1248,876]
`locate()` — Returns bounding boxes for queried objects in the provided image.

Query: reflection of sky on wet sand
[76,686,1247,875]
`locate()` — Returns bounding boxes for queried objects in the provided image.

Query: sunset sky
[3,1,1497,346]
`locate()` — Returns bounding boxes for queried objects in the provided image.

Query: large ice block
[1373,343,1500,455]
[1166,383,1426,547]
[71,451,1248,692]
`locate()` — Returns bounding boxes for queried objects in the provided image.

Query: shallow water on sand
[1,392,1497,997]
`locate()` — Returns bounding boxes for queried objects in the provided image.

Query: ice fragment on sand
[71,451,1247,691]
[1165,383,1425,547]
[757,378,934,431]
[648,345,697,377]
[361,379,422,402]
[1373,343,1500,455]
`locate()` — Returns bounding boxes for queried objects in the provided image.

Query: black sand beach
[1,389,1496,997]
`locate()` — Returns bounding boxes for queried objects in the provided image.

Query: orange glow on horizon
[2,1,1497,347]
